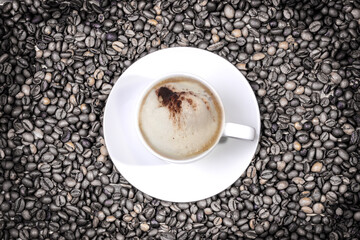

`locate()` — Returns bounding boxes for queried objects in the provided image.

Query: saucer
[104,47,261,202]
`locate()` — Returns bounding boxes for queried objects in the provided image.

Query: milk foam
[139,77,223,160]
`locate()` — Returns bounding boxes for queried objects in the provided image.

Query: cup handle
[223,123,255,141]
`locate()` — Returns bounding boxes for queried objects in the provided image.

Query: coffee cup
[136,74,255,163]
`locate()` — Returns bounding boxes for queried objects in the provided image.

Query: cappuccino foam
[139,76,223,160]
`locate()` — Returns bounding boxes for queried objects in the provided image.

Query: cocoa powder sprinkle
[156,86,201,125]
[156,87,182,114]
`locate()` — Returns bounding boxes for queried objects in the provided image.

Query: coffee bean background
[1,0,360,239]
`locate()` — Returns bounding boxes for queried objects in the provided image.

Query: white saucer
[104,47,260,202]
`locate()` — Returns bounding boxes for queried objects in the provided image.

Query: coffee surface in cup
[139,76,223,160]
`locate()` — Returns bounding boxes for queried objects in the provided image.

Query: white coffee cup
[136,74,255,164]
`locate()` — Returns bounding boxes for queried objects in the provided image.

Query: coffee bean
[338,149,349,160]
[101,83,112,95]
[22,119,34,131]
[94,69,104,80]
[224,4,235,19]
[245,230,257,239]
[42,152,54,162]
[209,202,220,212]
[53,173,63,183]
[85,36,95,48]
[313,203,324,214]
[196,200,207,209]
[207,41,225,51]
[99,53,108,66]
[223,217,234,227]
[265,187,276,196]
[280,63,291,74]
[65,177,76,188]
[252,53,265,61]
[354,212,360,221]
[299,197,312,207]
[301,31,313,41]
[213,217,222,226]
[39,163,51,173]
[249,19,261,29]
[326,192,338,202]
[261,170,274,180]
[330,176,342,186]
[309,21,322,33]
[14,198,25,212]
